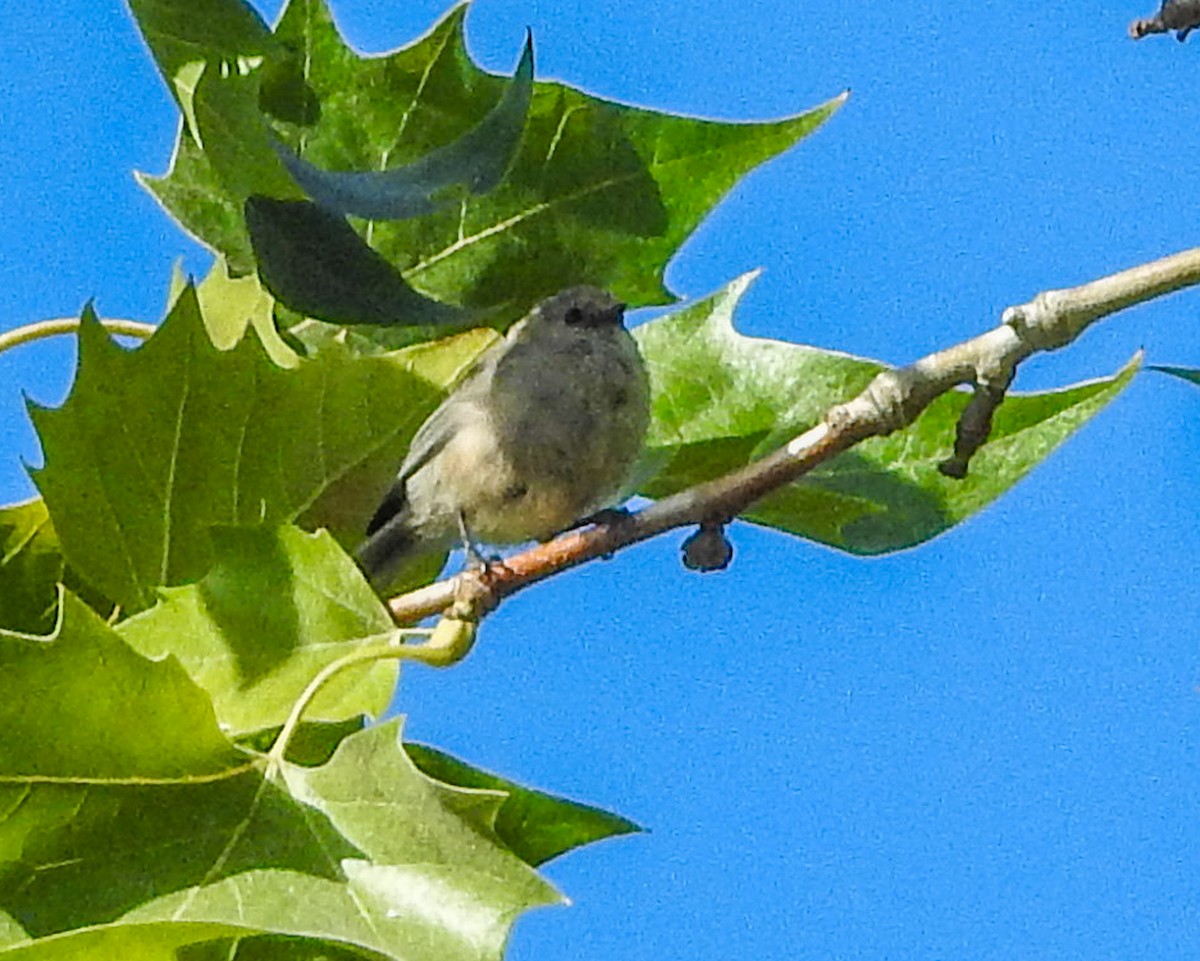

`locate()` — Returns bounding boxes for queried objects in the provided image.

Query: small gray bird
[357,286,650,584]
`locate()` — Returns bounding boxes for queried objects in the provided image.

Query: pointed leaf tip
[405,742,642,867]
[1148,363,1200,386]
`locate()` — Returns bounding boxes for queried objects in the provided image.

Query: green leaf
[286,722,556,890]
[0,500,119,629]
[0,499,61,634]
[125,0,278,106]
[29,290,448,611]
[0,762,349,939]
[271,34,534,221]
[633,272,880,490]
[187,59,302,204]
[635,273,1139,554]
[1148,363,1200,385]
[245,30,533,326]
[189,256,299,367]
[244,196,472,326]
[118,526,398,735]
[238,715,368,767]
[0,911,28,948]
[125,721,560,961]
[139,0,844,312]
[405,743,641,867]
[129,0,301,272]
[258,47,322,127]
[0,591,240,779]
[0,592,333,936]
[0,598,588,958]
[0,921,255,960]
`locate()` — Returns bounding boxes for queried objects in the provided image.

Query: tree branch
[383,247,1200,624]
[1130,0,1200,40]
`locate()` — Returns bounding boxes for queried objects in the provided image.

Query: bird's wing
[365,328,509,535]
[364,484,408,536]
[365,343,505,536]
[364,404,456,535]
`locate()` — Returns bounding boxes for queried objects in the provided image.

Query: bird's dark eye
[564,306,585,325]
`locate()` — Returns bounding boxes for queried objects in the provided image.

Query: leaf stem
[0,317,156,357]
[265,619,476,773]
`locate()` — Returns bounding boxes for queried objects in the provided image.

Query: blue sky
[3,1,1200,958]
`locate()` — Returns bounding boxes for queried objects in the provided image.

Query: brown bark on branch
[1130,0,1200,39]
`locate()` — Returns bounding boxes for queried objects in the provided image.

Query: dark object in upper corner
[1130,0,1200,40]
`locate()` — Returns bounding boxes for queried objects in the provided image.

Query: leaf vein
[160,340,193,585]
[172,773,271,921]
[403,166,654,279]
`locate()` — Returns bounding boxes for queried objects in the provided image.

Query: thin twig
[0,317,156,356]
[388,246,1200,624]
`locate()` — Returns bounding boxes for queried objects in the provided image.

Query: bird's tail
[355,516,417,587]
